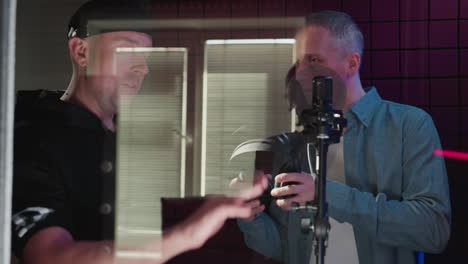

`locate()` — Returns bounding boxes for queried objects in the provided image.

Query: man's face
[293,26,348,113]
[85,31,153,113]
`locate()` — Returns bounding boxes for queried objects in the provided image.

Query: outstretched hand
[271,172,315,210]
[229,171,271,221]
[179,173,269,250]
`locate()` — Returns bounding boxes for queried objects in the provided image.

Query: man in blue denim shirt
[237,11,451,264]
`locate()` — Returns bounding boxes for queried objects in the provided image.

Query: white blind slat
[203,41,295,195]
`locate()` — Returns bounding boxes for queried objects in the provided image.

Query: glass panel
[202,39,295,195]
[115,47,187,254]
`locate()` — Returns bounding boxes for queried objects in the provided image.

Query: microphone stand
[298,76,346,264]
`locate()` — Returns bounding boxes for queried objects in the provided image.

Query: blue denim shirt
[238,88,451,264]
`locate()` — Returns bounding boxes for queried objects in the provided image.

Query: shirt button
[99,203,112,215]
[101,161,113,174]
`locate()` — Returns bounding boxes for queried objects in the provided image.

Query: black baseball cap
[67,0,152,39]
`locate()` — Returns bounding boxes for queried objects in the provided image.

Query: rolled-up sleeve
[12,140,73,258]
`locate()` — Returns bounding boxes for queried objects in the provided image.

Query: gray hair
[305,10,364,57]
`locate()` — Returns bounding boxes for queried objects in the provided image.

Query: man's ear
[68,38,88,67]
[346,52,361,77]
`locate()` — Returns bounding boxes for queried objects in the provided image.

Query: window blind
[202,40,295,195]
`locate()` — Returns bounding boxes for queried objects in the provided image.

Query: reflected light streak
[433,149,468,160]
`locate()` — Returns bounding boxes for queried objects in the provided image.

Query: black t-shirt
[11,90,116,258]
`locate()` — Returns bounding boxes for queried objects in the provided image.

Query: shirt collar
[63,101,111,132]
[39,91,109,132]
[347,87,381,127]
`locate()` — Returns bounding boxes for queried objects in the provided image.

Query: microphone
[300,76,346,144]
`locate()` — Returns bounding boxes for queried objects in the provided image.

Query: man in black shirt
[11,1,267,263]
